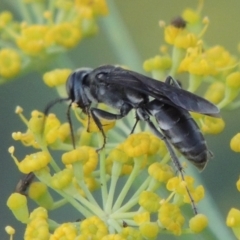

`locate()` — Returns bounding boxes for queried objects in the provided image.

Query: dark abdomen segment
[147,99,211,170]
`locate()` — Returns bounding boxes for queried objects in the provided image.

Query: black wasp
[45,65,220,171]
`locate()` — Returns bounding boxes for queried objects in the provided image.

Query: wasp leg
[90,104,132,151]
[130,113,140,134]
[165,76,182,88]
[136,107,198,215]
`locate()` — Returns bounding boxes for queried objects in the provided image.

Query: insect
[44,65,220,213]
[45,65,219,169]
[15,172,35,196]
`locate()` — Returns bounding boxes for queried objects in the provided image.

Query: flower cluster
[6,0,237,239]
[0,0,108,83]
[8,107,207,239]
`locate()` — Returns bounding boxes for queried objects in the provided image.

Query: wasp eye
[96,73,107,81]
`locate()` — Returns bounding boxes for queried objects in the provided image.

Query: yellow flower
[62,146,98,175]
[139,222,159,239]
[47,23,82,48]
[226,208,240,239]
[15,151,51,174]
[189,214,208,233]
[201,116,225,134]
[29,182,54,209]
[182,8,200,24]
[16,25,51,55]
[138,191,161,212]
[120,227,142,240]
[148,162,174,182]
[230,133,240,152]
[7,193,29,223]
[236,177,240,191]
[143,55,172,72]
[133,212,150,225]
[204,82,225,104]
[167,176,204,203]
[80,216,108,239]
[226,72,240,89]
[75,0,108,18]
[205,45,236,70]
[0,11,13,29]
[120,132,161,158]
[43,69,72,87]
[51,168,73,190]
[50,223,77,240]
[24,207,50,240]
[158,202,185,236]
[0,48,21,78]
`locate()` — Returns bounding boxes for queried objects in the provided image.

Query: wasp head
[66,68,92,112]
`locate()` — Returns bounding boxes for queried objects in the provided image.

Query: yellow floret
[43,69,72,87]
[189,214,208,233]
[50,223,77,240]
[138,191,160,212]
[51,168,73,190]
[139,222,159,238]
[80,216,108,239]
[148,162,174,182]
[29,182,54,209]
[17,151,51,174]
[0,48,21,78]
[201,116,225,134]
[62,146,98,175]
[7,193,29,223]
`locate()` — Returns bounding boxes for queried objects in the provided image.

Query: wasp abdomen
[147,100,211,170]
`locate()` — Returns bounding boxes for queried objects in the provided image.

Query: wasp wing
[95,65,220,117]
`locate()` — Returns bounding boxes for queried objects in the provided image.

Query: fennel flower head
[5,0,240,239]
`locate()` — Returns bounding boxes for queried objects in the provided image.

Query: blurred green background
[1,0,240,239]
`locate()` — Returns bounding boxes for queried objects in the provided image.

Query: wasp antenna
[67,103,76,149]
[41,97,70,146]
[44,97,70,116]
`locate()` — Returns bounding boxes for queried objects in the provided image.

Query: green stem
[73,162,100,207]
[100,149,108,208]
[101,0,142,71]
[112,157,143,211]
[50,198,68,210]
[105,161,122,213]
[15,0,33,24]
